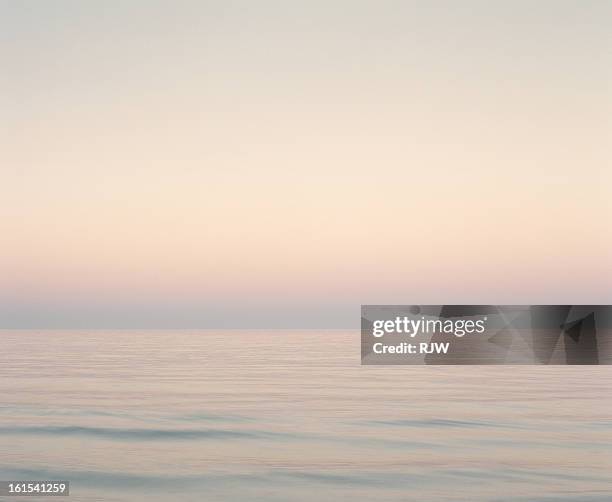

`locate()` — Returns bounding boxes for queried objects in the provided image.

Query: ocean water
[0,330,610,501]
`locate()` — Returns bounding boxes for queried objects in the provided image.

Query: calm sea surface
[0,331,610,501]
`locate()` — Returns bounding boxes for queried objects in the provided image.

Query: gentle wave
[364,418,524,429]
[0,406,252,423]
[0,466,430,491]
[0,424,442,449]
[0,425,268,441]
[1,466,609,498]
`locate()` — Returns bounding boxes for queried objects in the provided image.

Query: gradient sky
[1,0,611,327]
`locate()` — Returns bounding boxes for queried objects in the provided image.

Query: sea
[0,330,610,501]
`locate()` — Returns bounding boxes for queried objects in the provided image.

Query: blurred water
[0,330,610,501]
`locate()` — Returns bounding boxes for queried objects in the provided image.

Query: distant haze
[1,1,610,327]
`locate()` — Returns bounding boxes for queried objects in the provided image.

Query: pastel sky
[1,1,610,327]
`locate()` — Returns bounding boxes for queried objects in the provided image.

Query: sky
[1,0,610,328]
